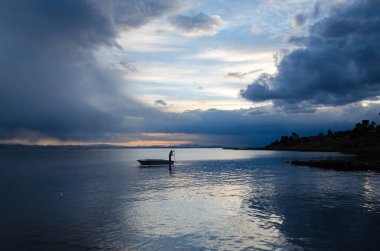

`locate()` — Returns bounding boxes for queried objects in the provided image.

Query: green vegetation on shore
[264,118,380,171]
[223,118,380,171]
[265,119,380,155]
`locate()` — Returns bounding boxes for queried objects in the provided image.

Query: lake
[1,148,380,250]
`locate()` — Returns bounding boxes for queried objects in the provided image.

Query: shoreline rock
[291,159,380,172]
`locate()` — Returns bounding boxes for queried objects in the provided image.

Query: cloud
[119,60,138,72]
[293,13,307,27]
[113,0,183,29]
[0,0,181,141]
[313,1,321,18]
[226,69,263,79]
[241,0,380,110]
[155,99,168,106]
[286,36,308,46]
[143,103,380,146]
[170,12,224,36]
[2,0,379,148]
[6,102,380,147]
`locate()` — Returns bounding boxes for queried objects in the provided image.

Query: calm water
[1,148,380,250]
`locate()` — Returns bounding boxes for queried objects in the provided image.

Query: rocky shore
[291,158,380,172]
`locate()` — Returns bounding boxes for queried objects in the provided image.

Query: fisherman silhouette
[169,150,174,171]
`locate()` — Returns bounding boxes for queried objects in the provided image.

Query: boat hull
[137,159,174,166]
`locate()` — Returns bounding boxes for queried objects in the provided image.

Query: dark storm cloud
[313,1,321,18]
[286,36,308,46]
[144,104,380,147]
[241,0,380,109]
[0,0,181,140]
[170,12,223,35]
[2,0,379,148]
[293,13,307,27]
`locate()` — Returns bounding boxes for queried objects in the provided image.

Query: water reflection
[128,154,380,250]
[362,174,376,211]
[270,169,380,250]
[1,149,380,250]
[127,160,294,250]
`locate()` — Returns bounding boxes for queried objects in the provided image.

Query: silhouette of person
[169,150,174,171]
[169,150,174,162]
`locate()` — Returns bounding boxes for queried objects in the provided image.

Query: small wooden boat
[137,150,175,166]
[137,159,174,166]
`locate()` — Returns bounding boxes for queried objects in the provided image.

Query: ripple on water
[1,149,379,250]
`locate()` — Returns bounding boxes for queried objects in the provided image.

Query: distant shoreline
[2,142,379,172]
[224,147,346,152]
[0,144,223,150]
[225,147,380,172]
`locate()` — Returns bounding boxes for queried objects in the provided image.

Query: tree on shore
[266,117,380,150]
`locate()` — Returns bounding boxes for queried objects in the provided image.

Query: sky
[0,0,379,147]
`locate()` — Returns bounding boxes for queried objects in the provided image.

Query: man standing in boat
[169,150,174,163]
[169,150,174,171]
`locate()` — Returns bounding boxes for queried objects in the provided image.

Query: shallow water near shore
[1,148,380,250]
